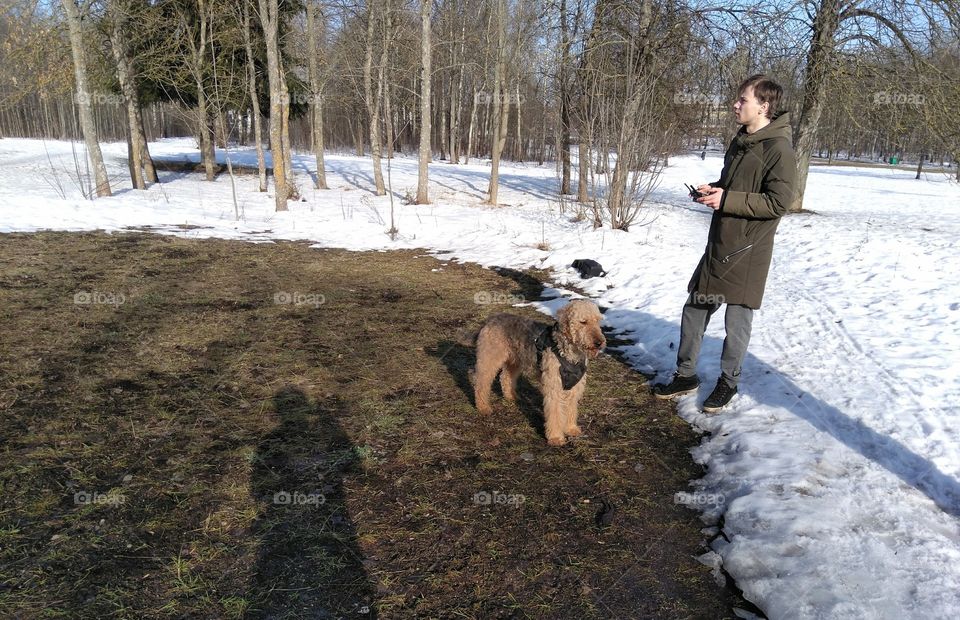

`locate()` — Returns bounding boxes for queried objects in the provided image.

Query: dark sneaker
[652,373,700,399]
[702,379,738,413]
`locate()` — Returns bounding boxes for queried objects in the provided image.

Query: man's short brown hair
[738,74,783,119]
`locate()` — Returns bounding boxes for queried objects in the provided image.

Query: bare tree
[416,0,431,203]
[788,0,922,211]
[242,0,267,192]
[558,0,573,194]
[258,0,291,211]
[108,0,157,190]
[486,0,506,204]
[307,0,329,189]
[62,0,111,197]
[181,0,217,182]
[364,0,386,195]
[448,6,466,164]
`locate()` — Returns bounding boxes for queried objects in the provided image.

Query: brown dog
[473,299,605,446]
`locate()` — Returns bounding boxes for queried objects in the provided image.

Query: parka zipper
[720,244,754,263]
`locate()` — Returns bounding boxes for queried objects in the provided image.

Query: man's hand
[696,186,723,210]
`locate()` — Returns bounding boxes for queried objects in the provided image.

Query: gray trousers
[677,294,754,388]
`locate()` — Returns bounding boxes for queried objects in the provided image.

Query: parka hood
[736,112,793,147]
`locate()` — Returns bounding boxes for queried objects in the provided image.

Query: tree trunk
[215,111,228,148]
[259,0,289,211]
[364,0,386,195]
[791,0,841,212]
[280,60,298,200]
[916,151,924,179]
[380,0,394,161]
[514,82,522,162]
[62,0,111,196]
[415,0,431,204]
[383,78,395,159]
[558,0,572,193]
[577,139,590,202]
[307,0,327,189]
[439,75,448,161]
[197,94,216,181]
[243,0,267,192]
[486,0,506,204]
[193,0,216,182]
[449,20,466,164]
[465,86,479,164]
[109,6,145,189]
[354,116,364,156]
[481,93,491,157]
[138,108,157,183]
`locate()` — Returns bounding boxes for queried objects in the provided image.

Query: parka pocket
[720,244,754,264]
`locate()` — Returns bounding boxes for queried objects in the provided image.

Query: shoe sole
[653,385,699,400]
[702,395,736,413]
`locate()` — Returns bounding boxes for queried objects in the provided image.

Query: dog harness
[534,323,587,391]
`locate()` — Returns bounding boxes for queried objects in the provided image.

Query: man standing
[653,75,797,412]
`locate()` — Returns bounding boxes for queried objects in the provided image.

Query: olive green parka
[688,112,798,309]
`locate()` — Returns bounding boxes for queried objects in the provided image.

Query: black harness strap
[534,322,587,391]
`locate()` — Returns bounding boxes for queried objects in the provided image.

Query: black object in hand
[685,183,707,198]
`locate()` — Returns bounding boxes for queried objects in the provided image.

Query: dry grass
[0,231,748,618]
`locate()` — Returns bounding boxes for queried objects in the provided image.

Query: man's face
[733,86,768,125]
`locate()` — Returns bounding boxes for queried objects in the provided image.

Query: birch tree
[62,0,111,197]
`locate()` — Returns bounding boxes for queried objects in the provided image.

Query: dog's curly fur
[473,299,605,446]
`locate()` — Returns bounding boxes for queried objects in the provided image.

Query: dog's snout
[594,337,605,349]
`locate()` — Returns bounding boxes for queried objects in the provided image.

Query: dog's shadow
[431,340,545,440]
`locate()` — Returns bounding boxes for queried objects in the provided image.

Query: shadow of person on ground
[246,387,376,618]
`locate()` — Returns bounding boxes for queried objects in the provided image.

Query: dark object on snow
[572,259,606,279]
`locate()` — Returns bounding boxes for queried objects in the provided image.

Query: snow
[2,136,959,618]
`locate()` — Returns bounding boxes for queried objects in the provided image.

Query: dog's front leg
[564,379,586,437]
[544,393,567,446]
[541,356,567,446]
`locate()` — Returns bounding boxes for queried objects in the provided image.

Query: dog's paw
[547,436,567,447]
[565,425,583,438]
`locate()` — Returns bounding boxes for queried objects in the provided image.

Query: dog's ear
[555,302,572,330]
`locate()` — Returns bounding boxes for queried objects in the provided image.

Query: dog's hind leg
[499,361,520,403]
[473,333,505,415]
